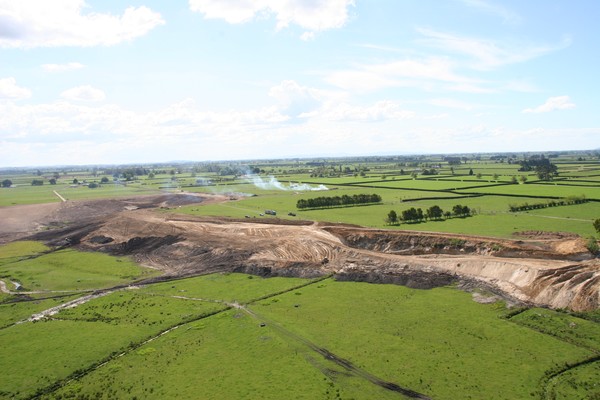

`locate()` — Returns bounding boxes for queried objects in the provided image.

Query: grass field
[23,277,598,400]
[0,247,159,291]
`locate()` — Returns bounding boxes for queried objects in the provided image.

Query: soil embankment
[5,193,598,311]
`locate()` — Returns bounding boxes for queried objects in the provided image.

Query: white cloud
[269,80,327,117]
[417,28,571,70]
[0,95,596,167]
[323,101,415,122]
[42,62,85,72]
[0,0,164,48]
[429,98,477,111]
[300,31,315,41]
[325,58,484,92]
[523,96,576,114]
[61,85,106,102]
[188,0,354,38]
[0,77,31,100]
[459,0,521,24]
[504,80,538,93]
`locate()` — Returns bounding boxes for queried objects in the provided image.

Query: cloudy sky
[0,0,598,167]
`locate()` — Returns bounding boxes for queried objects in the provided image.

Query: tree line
[508,196,588,212]
[297,194,382,209]
[386,204,472,225]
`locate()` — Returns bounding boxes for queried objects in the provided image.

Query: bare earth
[4,193,599,311]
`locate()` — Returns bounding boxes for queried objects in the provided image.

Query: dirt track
[4,193,600,311]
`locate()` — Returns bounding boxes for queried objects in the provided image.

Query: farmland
[0,254,598,399]
[0,151,599,399]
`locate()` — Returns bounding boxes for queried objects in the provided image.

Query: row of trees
[386,204,472,225]
[508,196,588,212]
[518,157,559,181]
[25,176,111,187]
[297,194,382,209]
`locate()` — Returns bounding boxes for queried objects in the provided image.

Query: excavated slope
[18,194,600,311]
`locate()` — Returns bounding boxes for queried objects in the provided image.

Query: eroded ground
[3,193,599,311]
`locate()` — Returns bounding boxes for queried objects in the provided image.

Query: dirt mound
[156,193,207,207]
[2,193,596,311]
[513,230,580,240]
[326,227,592,262]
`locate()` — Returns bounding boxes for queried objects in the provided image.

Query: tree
[410,171,418,179]
[1,179,12,188]
[148,172,155,179]
[493,173,499,181]
[88,182,98,189]
[535,162,558,181]
[101,177,109,184]
[73,178,79,184]
[452,204,470,217]
[49,178,57,185]
[31,179,43,186]
[386,210,398,225]
[469,168,474,176]
[401,207,419,223]
[519,175,528,184]
[594,219,600,234]
[476,173,482,179]
[511,176,518,184]
[426,205,444,220]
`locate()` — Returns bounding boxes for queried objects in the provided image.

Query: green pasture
[510,308,600,352]
[385,212,595,238]
[36,277,600,399]
[46,309,370,400]
[177,183,599,237]
[0,319,152,399]
[0,241,49,261]
[56,291,225,329]
[462,182,600,199]
[436,174,536,183]
[138,272,312,303]
[0,185,60,206]
[257,279,594,400]
[0,182,160,206]
[0,247,158,291]
[0,294,80,328]
[529,201,600,220]
[551,179,600,186]
[348,178,503,190]
[177,184,464,219]
[548,361,600,399]
[53,183,159,201]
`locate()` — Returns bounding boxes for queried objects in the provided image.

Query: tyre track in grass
[541,355,600,400]
[237,301,431,399]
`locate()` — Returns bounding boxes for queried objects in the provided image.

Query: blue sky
[0,0,598,167]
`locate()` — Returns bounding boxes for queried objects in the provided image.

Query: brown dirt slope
[3,193,597,311]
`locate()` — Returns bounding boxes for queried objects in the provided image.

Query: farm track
[238,302,431,399]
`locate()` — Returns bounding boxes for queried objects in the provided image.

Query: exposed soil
[2,192,598,311]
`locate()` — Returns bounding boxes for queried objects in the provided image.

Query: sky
[0,0,598,167]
